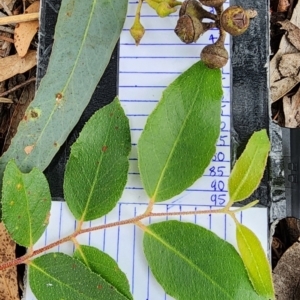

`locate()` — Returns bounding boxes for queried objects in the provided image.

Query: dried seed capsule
[199,0,225,8]
[175,14,210,44]
[201,43,228,68]
[180,0,217,20]
[220,6,256,36]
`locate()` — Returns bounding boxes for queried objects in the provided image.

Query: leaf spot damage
[24,145,34,154]
[43,212,51,226]
[24,108,42,121]
[16,183,22,190]
[102,145,108,152]
[55,92,64,107]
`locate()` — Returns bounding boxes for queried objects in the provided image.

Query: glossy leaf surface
[138,61,222,202]
[2,160,51,247]
[0,0,128,193]
[74,245,132,300]
[229,130,270,202]
[29,253,129,300]
[64,98,131,221]
[236,223,275,299]
[143,220,264,299]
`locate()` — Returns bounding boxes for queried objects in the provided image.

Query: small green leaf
[2,160,51,247]
[0,0,128,197]
[138,61,222,202]
[236,223,275,299]
[29,252,129,300]
[73,245,132,300]
[64,98,131,221]
[228,129,270,202]
[143,220,264,299]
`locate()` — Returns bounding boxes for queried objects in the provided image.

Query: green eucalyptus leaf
[228,129,270,202]
[73,245,132,300]
[0,0,128,194]
[138,61,222,202]
[29,252,129,300]
[236,223,275,299]
[2,160,51,247]
[64,98,131,221]
[143,220,264,300]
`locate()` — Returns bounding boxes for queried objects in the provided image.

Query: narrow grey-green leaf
[0,0,128,193]
[29,252,128,300]
[138,61,222,202]
[74,245,132,300]
[2,160,51,247]
[143,221,265,300]
[229,129,270,202]
[64,98,131,221]
[236,223,275,299]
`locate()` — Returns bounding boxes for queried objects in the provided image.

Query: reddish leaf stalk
[0,206,237,271]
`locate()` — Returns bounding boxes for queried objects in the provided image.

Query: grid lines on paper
[119,2,231,207]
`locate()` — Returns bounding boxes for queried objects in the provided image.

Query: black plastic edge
[231,0,270,207]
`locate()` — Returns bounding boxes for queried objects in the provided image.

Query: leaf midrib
[230,146,266,201]
[23,0,98,165]
[21,174,33,247]
[145,227,233,299]
[80,112,113,221]
[238,226,270,295]
[152,72,205,200]
[31,262,98,300]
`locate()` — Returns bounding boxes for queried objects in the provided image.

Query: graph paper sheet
[24,2,269,299]
[24,202,268,300]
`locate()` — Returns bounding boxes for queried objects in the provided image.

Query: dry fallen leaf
[0,50,36,81]
[0,0,15,10]
[283,86,300,127]
[270,1,300,103]
[273,241,300,299]
[279,53,300,78]
[14,1,40,58]
[270,77,299,102]
[0,223,18,300]
[278,19,300,52]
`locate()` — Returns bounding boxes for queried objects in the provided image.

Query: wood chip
[0,223,18,300]
[0,50,36,81]
[0,97,13,103]
[14,1,40,58]
[273,241,300,299]
[283,86,300,127]
[0,12,39,26]
[277,0,290,12]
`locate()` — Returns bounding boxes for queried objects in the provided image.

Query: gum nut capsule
[199,0,226,8]
[180,0,216,20]
[220,6,250,36]
[200,44,228,69]
[175,15,205,44]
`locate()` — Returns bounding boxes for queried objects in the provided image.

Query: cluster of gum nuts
[175,0,257,68]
